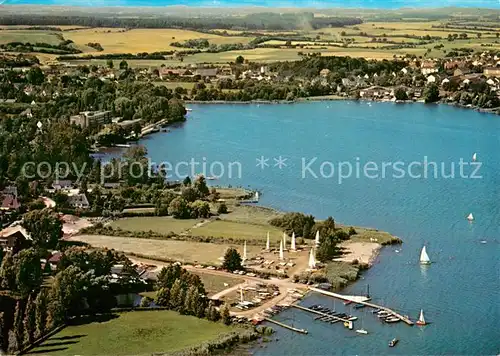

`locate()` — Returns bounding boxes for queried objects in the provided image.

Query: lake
[141,101,499,354]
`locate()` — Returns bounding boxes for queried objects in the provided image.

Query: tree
[206,301,220,322]
[7,329,17,354]
[106,59,114,69]
[184,285,197,315]
[154,287,170,307]
[46,298,64,330]
[423,83,440,103]
[22,209,63,249]
[181,186,199,202]
[26,67,45,85]
[34,289,48,339]
[394,87,408,101]
[13,301,24,351]
[0,251,15,290]
[217,202,228,214]
[140,296,152,307]
[235,55,244,64]
[23,295,36,345]
[193,176,209,198]
[183,176,191,186]
[190,200,210,218]
[168,197,190,219]
[169,279,184,311]
[221,304,231,325]
[222,248,242,272]
[0,312,5,354]
[119,60,129,70]
[14,249,42,296]
[316,236,339,263]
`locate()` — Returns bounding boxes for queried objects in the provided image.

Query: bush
[140,296,153,307]
[217,203,228,214]
[348,227,357,236]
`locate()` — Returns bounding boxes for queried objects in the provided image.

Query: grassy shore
[29,311,239,356]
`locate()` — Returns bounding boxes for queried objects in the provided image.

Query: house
[2,186,18,198]
[454,68,465,77]
[194,68,218,79]
[441,78,450,86]
[52,180,73,190]
[158,68,191,79]
[427,75,437,83]
[67,193,89,209]
[0,225,31,251]
[47,251,62,271]
[483,67,500,77]
[421,60,438,75]
[1,194,20,211]
[319,68,331,77]
[401,68,408,75]
[70,111,112,129]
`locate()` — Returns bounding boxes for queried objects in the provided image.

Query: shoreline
[186,97,499,115]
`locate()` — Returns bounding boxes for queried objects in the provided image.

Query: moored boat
[344,300,352,305]
[389,338,399,347]
[354,303,366,309]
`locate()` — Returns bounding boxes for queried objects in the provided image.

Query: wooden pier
[291,304,352,327]
[264,317,308,334]
[309,287,414,326]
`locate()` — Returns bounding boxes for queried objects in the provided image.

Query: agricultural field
[0,30,63,45]
[73,234,260,265]
[29,311,238,356]
[62,28,255,54]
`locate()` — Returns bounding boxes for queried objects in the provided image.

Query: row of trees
[149,264,231,325]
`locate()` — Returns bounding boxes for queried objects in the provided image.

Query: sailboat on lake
[419,246,431,265]
[472,152,477,162]
[416,309,427,326]
[467,213,474,221]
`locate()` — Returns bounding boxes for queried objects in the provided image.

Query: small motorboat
[344,300,352,305]
[354,303,366,309]
[389,338,399,347]
[348,316,358,321]
[385,317,401,323]
[372,308,381,313]
[356,329,368,334]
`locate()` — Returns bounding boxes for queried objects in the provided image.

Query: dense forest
[0,12,362,30]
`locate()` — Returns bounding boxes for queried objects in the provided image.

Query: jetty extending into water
[264,317,308,334]
[309,287,414,326]
[291,304,351,324]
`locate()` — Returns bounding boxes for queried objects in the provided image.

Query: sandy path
[334,241,381,265]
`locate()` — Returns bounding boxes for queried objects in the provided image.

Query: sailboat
[291,232,296,251]
[308,248,316,269]
[356,317,368,334]
[467,213,474,221]
[315,230,320,246]
[279,240,284,261]
[416,309,427,326]
[243,241,247,263]
[265,232,270,250]
[282,232,287,250]
[419,246,431,265]
[472,153,477,162]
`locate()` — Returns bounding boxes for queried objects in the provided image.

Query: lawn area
[342,225,401,245]
[110,216,201,235]
[152,81,195,90]
[73,234,260,265]
[220,204,282,225]
[192,220,283,242]
[29,311,237,356]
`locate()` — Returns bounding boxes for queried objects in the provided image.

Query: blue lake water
[5,0,499,8]
[142,101,498,354]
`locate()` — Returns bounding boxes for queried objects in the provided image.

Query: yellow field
[63,28,254,54]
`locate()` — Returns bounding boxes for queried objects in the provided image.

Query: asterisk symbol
[273,156,287,169]
[256,156,269,169]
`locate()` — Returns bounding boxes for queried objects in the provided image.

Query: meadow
[28,311,238,355]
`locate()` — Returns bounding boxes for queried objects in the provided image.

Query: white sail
[420,246,430,264]
[418,309,426,324]
[291,232,296,250]
[243,241,247,262]
[315,230,320,246]
[279,240,284,260]
[308,248,316,269]
[283,232,287,250]
[472,153,477,162]
[266,232,270,250]
[255,191,260,201]
[467,213,474,221]
[240,287,244,303]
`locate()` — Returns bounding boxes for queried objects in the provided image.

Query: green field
[110,216,202,234]
[0,30,62,45]
[29,311,237,355]
[193,220,283,242]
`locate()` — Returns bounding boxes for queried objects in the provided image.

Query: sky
[1,0,500,7]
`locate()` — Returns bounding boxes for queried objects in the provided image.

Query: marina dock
[264,318,308,334]
[291,304,351,324]
[309,287,414,326]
